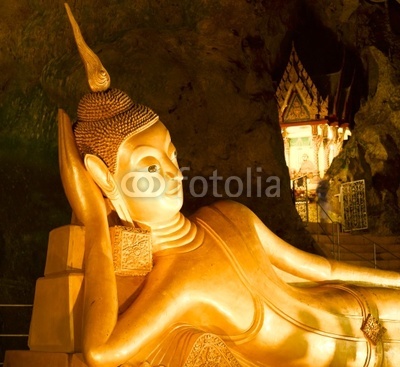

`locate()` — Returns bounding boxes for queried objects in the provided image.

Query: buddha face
[112,120,183,224]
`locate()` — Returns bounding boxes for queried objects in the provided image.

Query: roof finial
[64,3,111,92]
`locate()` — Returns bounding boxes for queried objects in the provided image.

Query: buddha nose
[164,158,182,181]
[166,169,183,182]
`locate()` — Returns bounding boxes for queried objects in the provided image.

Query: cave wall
[1,0,400,307]
[327,46,400,233]
[308,0,400,234]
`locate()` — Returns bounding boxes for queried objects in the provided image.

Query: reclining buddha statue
[9,4,400,367]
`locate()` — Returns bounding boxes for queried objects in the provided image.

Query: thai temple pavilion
[276,44,352,184]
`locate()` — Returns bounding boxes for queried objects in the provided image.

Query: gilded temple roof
[276,44,328,124]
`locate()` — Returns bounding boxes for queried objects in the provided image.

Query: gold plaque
[110,226,152,276]
[361,313,387,345]
[185,333,242,367]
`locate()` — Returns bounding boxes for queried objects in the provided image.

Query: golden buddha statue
[7,4,400,367]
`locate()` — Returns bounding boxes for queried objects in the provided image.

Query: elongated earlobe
[84,154,133,225]
[84,154,114,193]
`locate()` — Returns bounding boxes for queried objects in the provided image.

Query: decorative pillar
[282,128,290,171]
[321,125,330,174]
[311,125,321,178]
[332,127,344,158]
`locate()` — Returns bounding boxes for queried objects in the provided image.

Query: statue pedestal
[4,351,87,367]
[28,226,85,353]
[27,225,145,353]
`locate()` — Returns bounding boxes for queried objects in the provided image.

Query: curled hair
[73,88,159,173]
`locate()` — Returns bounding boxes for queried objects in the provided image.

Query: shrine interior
[1,0,400,363]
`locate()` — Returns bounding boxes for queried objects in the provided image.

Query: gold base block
[28,274,84,352]
[4,351,87,367]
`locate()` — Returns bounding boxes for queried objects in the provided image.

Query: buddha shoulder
[192,200,259,235]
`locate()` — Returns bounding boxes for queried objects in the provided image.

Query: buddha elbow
[83,348,111,367]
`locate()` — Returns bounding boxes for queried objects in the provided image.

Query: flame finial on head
[64,2,159,174]
[64,3,111,92]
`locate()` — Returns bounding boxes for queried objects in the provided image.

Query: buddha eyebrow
[165,134,173,150]
[129,146,155,163]
[129,133,171,162]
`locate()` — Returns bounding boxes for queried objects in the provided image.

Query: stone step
[310,230,400,243]
[315,242,400,271]
[366,235,400,246]
[307,223,400,245]
[338,259,400,271]
[312,234,400,253]
[316,242,400,257]
[316,240,400,257]
[306,222,337,235]
[1,337,29,366]
[336,235,400,247]
[323,249,400,262]
[316,249,400,271]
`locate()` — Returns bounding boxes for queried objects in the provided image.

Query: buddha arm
[251,212,400,287]
[80,261,190,367]
[58,110,119,366]
[212,200,400,288]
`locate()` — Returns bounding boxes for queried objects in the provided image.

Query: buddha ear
[84,154,133,225]
[84,154,115,196]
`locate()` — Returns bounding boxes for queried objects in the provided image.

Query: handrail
[359,234,400,268]
[291,175,309,192]
[0,304,33,307]
[0,304,32,337]
[315,202,400,269]
[316,201,375,266]
[0,304,32,366]
[291,174,308,181]
[315,200,340,260]
[331,242,380,268]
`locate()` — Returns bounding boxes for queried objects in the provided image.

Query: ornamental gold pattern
[184,334,242,367]
[276,43,328,123]
[110,226,153,276]
[361,314,387,346]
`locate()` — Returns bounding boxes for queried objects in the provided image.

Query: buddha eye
[148,164,159,173]
[171,150,178,160]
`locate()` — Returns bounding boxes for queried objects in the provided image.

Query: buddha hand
[58,109,108,227]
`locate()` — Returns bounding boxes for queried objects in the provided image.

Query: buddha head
[65,4,183,226]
